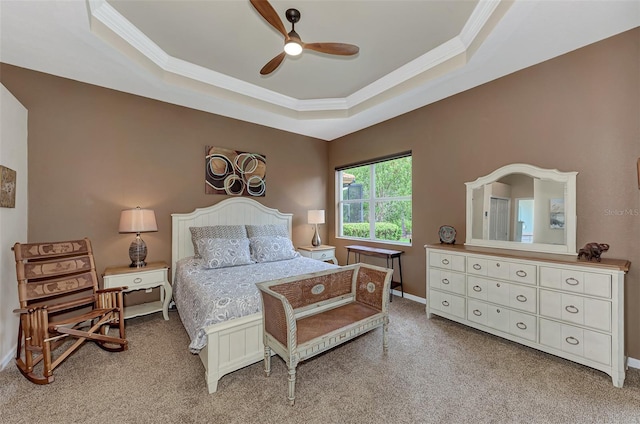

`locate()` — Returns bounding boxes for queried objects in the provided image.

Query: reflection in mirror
[465,164,577,255]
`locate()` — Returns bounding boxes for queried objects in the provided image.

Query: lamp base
[311,225,321,247]
[129,234,148,268]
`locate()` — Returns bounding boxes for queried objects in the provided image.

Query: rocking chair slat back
[14,239,98,308]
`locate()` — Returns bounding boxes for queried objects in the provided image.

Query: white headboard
[171,198,293,280]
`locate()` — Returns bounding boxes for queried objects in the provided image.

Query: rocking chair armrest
[44,295,96,313]
[13,308,30,314]
[96,286,128,294]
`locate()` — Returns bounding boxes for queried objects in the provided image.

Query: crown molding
[86,0,503,116]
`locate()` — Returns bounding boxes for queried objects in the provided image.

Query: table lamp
[119,206,158,267]
[307,209,325,247]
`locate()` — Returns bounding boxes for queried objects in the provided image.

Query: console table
[345,245,404,301]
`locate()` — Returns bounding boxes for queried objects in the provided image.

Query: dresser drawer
[429,290,465,319]
[468,257,536,285]
[104,268,167,290]
[540,267,612,298]
[467,276,488,301]
[467,300,488,326]
[508,310,536,342]
[467,257,488,276]
[429,251,465,272]
[429,269,466,295]
[540,290,611,332]
[539,319,611,365]
[508,262,536,285]
[486,280,537,313]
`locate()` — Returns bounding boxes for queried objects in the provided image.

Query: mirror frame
[465,163,578,255]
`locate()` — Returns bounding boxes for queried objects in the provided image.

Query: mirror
[465,164,577,255]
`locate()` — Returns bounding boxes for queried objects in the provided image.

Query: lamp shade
[119,207,158,233]
[307,210,325,225]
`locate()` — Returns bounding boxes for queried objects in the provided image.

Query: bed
[171,198,337,393]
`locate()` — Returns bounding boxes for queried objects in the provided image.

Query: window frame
[336,152,412,246]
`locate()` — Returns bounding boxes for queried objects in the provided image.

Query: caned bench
[257,263,393,405]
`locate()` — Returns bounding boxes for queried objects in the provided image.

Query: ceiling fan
[249,0,360,75]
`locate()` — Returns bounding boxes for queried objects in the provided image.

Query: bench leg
[383,321,389,352]
[264,345,271,377]
[287,364,297,406]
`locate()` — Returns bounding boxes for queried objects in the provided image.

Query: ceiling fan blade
[303,43,359,56]
[260,52,287,75]
[250,0,287,38]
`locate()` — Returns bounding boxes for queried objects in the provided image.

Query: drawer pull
[565,277,580,286]
[516,322,527,330]
[565,336,580,346]
[473,309,482,316]
[516,294,527,303]
[472,264,482,270]
[442,259,450,265]
[441,300,450,307]
[472,285,482,292]
[496,309,501,313]
[442,278,450,285]
[515,270,527,278]
[495,263,501,268]
[133,277,143,284]
[321,253,326,258]
[565,305,579,314]
[496,283,501,288]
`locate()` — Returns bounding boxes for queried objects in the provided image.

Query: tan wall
[1,28,638,358]
[328,28,640,357]
[0,64,329,279]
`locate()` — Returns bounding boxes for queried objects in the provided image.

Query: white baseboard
[628,357,640,369]
[1,345,15,371]
[391,289,425,305]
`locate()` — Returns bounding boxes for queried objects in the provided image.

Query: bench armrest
[354,264,393,312]
[258,288,296,349]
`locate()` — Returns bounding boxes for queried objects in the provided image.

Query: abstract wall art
[205,146,266,197]
[0,165,17,208]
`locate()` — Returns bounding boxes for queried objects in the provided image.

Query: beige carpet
[1,297,639,424]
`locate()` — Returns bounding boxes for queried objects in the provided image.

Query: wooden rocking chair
[13,238,128,384]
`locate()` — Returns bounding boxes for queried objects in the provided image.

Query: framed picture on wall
[0,165,16,208]
[550,198,564,229]
[205,146,266,197]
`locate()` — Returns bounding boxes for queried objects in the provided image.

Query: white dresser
[425,244,630,387]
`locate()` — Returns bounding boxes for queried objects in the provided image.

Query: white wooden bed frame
[171,198,293,394]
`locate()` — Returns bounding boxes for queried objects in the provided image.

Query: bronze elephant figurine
[577,242,610,262]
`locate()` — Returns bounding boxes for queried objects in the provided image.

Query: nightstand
[297,245,338,264]
[103,261,171,320]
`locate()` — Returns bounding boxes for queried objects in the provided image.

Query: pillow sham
[189,225,248,258]
[249,236,299,263]
[245,224,289,238]
[197,238,254,269]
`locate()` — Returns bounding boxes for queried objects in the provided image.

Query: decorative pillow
[249,236,299,263]
[245,224,289,238]
[197,238,254,269]
[189,225,248,258]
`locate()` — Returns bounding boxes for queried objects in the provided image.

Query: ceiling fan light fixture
[284,40,303,56]
[284,30,303,56]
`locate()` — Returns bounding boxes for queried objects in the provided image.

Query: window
[337,153,412,244]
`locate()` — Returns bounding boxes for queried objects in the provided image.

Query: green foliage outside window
[343,222,402,240]
[340,156,412,243]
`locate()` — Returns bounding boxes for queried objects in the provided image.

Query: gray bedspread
[174,256,338,352]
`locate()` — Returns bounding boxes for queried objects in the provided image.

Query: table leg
[162,281,172,321]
